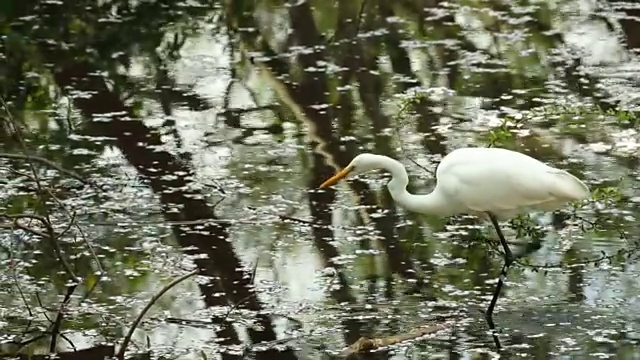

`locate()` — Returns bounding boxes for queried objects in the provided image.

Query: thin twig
[354,0,368,38]
[2,159,104,287]
[34,291,54,324]
[117,270,198,359]
[0,97,46,190]
[39,181,105,298]
[1,97,85,352]
[515,244,638,270]
[58,333,77,352]
[1,213,77,282]
[0,152,93,187]
[56,211,77,240]
[8,232,33,318]
[393,100,435,176]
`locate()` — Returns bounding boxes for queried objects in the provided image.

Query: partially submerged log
[340,321,454,358]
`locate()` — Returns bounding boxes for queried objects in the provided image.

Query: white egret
[318,147,590,348]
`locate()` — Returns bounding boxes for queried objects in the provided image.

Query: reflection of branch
[217,101,284,144]
[583,1,640,50]
[378,0,449,155]
[246,206,364,231]
[219,105,279,118]
[154,53,186,152]
[240,0,421,283]
[140,84,213,112]
[117,270,198,359]
[218,61,284,144]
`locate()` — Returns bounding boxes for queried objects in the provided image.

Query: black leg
[485,212,514,350]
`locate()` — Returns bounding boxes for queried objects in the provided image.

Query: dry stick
[55,210,77,240]
[0,98,44,186]
[117,270,198,359]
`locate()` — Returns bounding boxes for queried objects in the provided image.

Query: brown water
[1,0,640,359]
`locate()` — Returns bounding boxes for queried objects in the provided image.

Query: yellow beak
[319,165,354,189]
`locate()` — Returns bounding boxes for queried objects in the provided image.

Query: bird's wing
[436,161,586,213]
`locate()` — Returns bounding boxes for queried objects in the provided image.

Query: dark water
[1,0,640,359]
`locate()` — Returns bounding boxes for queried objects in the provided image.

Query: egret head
[319,153,383,189]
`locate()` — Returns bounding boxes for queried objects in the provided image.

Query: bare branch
[49,285,77,353]
[1,213,78,283]
[0,152,93,187]
[117,270,198,359]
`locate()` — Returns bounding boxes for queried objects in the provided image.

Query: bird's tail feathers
[549,169,590,201]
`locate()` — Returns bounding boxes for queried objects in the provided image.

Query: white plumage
[319,146,590,349]
[429,147,590,219]
[320,147,589,220]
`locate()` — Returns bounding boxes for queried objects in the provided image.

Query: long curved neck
[378,156,452,216]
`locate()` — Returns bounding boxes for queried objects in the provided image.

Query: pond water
[1,0,640,359]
